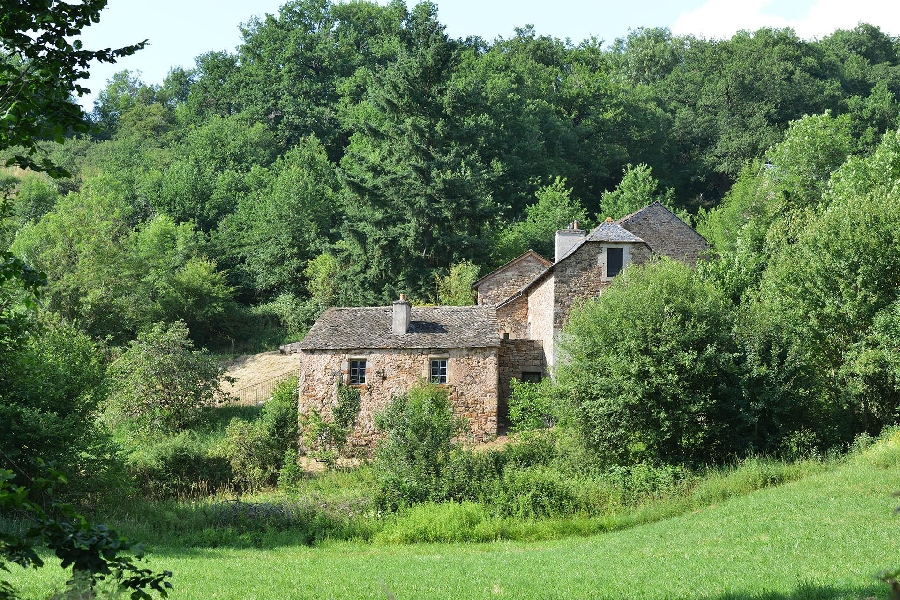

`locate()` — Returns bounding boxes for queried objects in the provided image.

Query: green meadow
[10,435,900,600]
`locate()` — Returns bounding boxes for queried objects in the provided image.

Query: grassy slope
[11,443,900,599]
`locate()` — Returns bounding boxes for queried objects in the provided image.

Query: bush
[558,258,746,466]
[373,382,467,509]
[497,466,581,518]
[508,378,559,431]
[222,377,300,491]
[125,431,232,499]
[105,321,228,434]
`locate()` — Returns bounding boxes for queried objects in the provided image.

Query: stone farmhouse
[283,201,706,449]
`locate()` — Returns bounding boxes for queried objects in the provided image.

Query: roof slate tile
[297,305,500,350]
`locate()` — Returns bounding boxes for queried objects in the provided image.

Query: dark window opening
[607,247,624,277]
[430,359,448,384]
[349,359,366,385]
[521,371,542,383]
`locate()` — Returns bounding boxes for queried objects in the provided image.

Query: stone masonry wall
[298,347,499,453]
[552,242,653,329]
[497,295,529,339]
[498,339,545,426]
[620,203,708,266]
[477,253,549,305]
[527,275,555,367]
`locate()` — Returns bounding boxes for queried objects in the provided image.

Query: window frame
[349,358,367,385]
[430,358,448,384]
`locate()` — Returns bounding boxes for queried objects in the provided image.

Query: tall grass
[9,433,898,600]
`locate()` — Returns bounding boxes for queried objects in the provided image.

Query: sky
[76,0,900,110]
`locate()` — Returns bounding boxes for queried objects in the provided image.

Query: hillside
[12,434,900,599]
[221,351,303,404]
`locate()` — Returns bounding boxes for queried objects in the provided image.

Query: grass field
[9,437,900,599]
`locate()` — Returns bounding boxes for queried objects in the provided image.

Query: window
[521,371,542,383]
[349,359,366,385]
[607,247,624,277]
[430,359,448,384]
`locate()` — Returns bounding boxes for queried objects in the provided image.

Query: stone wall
[552,241,653,329]
[620,203,708,266]
[498,339,545,426]
[298,347,499,453]
[527,274,555,367]
[476,253,549,305]
[497,294,529,339]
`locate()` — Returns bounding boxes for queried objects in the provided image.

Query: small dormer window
[607,247,624,277]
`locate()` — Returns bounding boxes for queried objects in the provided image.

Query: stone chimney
[555,221,586,263]
[392,293,411,334]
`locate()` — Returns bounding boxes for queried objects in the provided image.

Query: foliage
[434,260,479,306]
[223,377,300,490]
[123,431,231,500]
[0,317,115,494]
[507,378,559,431]
[105,321,228,434]
[373,382,467,509]
[599,163,675,220]
[0,466,171,600]
[559,258,745,465]
[493,177,587,264]
[0,0,145,175]
[300,382,360,467]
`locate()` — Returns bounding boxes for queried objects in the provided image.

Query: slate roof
[553,220,645,263]
[295,305,500,351]
[584,221,645,243]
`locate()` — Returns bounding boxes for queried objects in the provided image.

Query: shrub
[222,377,300,490]
[373,382,467,509]
[299,383,360,467]
[125,431,232,499]
[105,321,228,434]
[497,466,581,518]
[558,258,745,466]
[508,378,559,431]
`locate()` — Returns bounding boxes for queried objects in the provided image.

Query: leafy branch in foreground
[0,0,146,175]
[0,463,172,599]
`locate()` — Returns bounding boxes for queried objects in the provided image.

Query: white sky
[75,0,900,110]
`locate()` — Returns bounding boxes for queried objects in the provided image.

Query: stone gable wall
[498,339,545,426]
[298,347,498,453]
[476,254,549,305]
[620,204,708,266]
[497,294,529,339]
[552,242,653,330]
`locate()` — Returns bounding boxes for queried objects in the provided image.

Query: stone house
[283,298,503,449]
[480,202,708,371]
[287,201,706,447]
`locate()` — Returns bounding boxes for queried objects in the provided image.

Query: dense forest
[5,0,900,351]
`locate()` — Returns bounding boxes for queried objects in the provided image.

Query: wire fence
[228,372,297,405]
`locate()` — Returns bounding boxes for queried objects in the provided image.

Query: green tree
[599,163,675,220]
[559,258,745,465]
[373,382,466,509]
[105,321,228,434]
[339,2,499,302]
[218,136,338,301]
[0,0,145,175]
[746,128,900,447]
[435,260,479,306]
[493,177,587,264]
